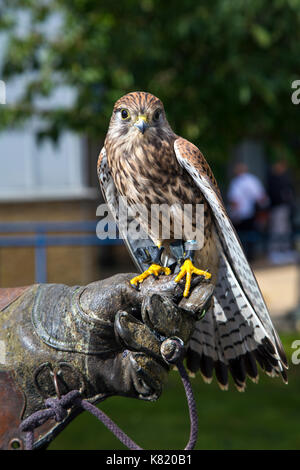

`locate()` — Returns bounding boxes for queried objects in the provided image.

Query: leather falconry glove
[0,272,213,450]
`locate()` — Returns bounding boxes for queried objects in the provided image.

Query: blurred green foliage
[48,332,300,450]
[0,0,300,178]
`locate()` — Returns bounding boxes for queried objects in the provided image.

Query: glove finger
[114,311,163,361]
[178,281,214,318]
[129,352,168,401]
[142,294,196,343]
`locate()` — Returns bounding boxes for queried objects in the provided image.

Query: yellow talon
[130,264,171,287]
[174,259,211,298]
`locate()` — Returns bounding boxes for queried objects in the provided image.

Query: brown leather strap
[0,370,26,450]
[0,370,59,450]
[0,287,31,312]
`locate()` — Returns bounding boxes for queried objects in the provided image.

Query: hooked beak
[134,115,149,134]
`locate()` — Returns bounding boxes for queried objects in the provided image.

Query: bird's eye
[120,109,130,120]
[153,109,161,121]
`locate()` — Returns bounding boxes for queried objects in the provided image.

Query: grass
[48,332,300,450]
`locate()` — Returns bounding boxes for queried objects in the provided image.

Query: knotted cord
[19,338,198,450]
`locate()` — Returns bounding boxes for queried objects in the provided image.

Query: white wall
[0,11,95,202]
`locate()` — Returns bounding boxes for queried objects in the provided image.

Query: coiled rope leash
[20,337,198,450]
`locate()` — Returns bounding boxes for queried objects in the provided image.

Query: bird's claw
[174,259,211,298]
[130,264,171,288]
[130,281,141,291]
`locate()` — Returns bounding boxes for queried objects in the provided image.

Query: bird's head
[106,91,174,145]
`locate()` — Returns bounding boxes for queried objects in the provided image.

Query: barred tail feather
[186,249,288,391]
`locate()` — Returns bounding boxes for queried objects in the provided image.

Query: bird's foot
[130,264,171,289]
[174,259,211,298]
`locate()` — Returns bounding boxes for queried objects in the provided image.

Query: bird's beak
[134,115,149,134]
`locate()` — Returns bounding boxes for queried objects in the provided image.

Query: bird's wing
[97,147,160,272]
[174,137,288,389]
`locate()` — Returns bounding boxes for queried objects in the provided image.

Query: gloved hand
[0,272,213,450]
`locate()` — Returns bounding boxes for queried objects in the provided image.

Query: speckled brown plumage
[97,91,287,391]
[103,91,218,282]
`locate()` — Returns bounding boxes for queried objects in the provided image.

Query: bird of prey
[97,91,288,391]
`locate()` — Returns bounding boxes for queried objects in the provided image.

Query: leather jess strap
[0,287,30,312]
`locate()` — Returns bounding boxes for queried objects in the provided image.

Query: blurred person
[267,160,297,265]
[227,162,269,261]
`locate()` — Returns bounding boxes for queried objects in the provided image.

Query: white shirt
[227,173,266,223]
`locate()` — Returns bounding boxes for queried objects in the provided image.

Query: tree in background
[0,0,300,181]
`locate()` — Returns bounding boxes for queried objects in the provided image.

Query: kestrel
[97,91,287,391]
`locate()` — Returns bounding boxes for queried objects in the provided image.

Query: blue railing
[0,221,122,283]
